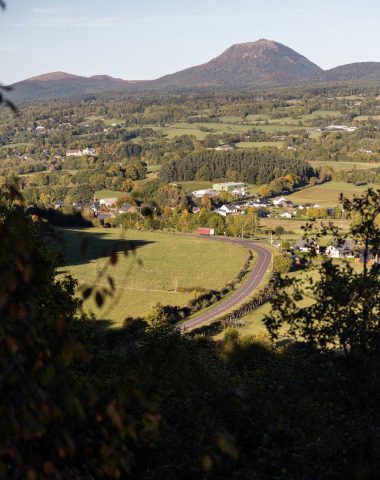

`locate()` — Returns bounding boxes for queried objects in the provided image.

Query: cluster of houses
[64,197,137,226]
[192,185,331,220]
[293,237,380,265]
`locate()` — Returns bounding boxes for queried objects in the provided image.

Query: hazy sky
[1,0,380,84]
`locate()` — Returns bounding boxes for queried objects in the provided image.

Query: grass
[258,218,350,236]
[0,142,34,150]
[236,141,284,149]
[310,161,380,171]
[178,181,214,192]
[59,229,248,324]
[286,181,378,207]
[94,190,125,200]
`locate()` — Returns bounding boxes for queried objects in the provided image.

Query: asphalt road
[180,237,272,331]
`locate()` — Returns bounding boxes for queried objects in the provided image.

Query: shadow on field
[58,228,155,267]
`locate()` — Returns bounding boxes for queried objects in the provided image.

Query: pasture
[258,218,350,237]
[94,189,125,200]
[286,181,377,207]
[236,141,284,149]
[309,160,380,171]
[59,228,249,324]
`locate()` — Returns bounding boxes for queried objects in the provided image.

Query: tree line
[160,150,315,184]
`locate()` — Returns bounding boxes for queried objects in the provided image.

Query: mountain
[152,39,323,89]
[319,62,380,83]
[8,72,139,101]
[7,40,380,100]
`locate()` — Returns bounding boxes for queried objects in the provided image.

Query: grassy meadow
[59,228,249,324]
[309,160,380,171]
[286,181,377,207]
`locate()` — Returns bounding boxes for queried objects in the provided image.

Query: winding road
[180,237,272,331]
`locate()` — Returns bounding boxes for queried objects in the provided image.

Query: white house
[218,204,240,215]
[99,197,118,207]
[273,196,288,206]
[280,212,293,219]
[326,239,356,258]
[82,147,97,156]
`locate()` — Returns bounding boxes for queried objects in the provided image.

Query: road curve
[180,237,272,331]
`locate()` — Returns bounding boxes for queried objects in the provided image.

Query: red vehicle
[197,227,215,236]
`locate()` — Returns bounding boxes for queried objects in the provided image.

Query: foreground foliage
[2,189,380,478]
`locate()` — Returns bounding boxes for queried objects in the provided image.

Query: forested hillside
[160,150,315,184]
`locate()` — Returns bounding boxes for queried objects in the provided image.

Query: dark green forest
[159,150,315,184]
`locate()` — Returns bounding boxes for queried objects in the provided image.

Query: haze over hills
[8,39,380,100]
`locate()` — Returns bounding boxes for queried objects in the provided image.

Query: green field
[287,181,378,207]
[60,228,249,324]
[0,142,34,150]
[94,189,125,200]
[236,141,284,149]
[258,218,350,236]
[310,161,380,171]
[178,181,213,192]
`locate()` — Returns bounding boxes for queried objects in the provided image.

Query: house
[271,239,282,249]
[98,212,115,226]
[273,196,288,206]
[89,201,101,215]
[214,208,227,217]
[72,201,85,211]
[280,212,293,219]
[192,189,217,198]
[325,125,357,133]
[214,144,233,151]
[82,147,97,156]
[245,200,263,208]
[213,182,246,193]
[294,238,320,254]
[66,149,83,157]
[99,197,118,207]
[357,249,380,267]
[326,239,356,258]
[118,203,138,214]
[54,200,64,210]
[220,204,239,215]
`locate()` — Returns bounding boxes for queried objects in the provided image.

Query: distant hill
[152,39,323,89]
[7,40,380,100]
[8,71,140,101]
[320,62,380,83]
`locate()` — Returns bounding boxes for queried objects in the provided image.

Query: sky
[1,0,380,84]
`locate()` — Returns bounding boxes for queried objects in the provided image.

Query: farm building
[213,182,246,193]
[192,189,217,198]
[66,149,83,157]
